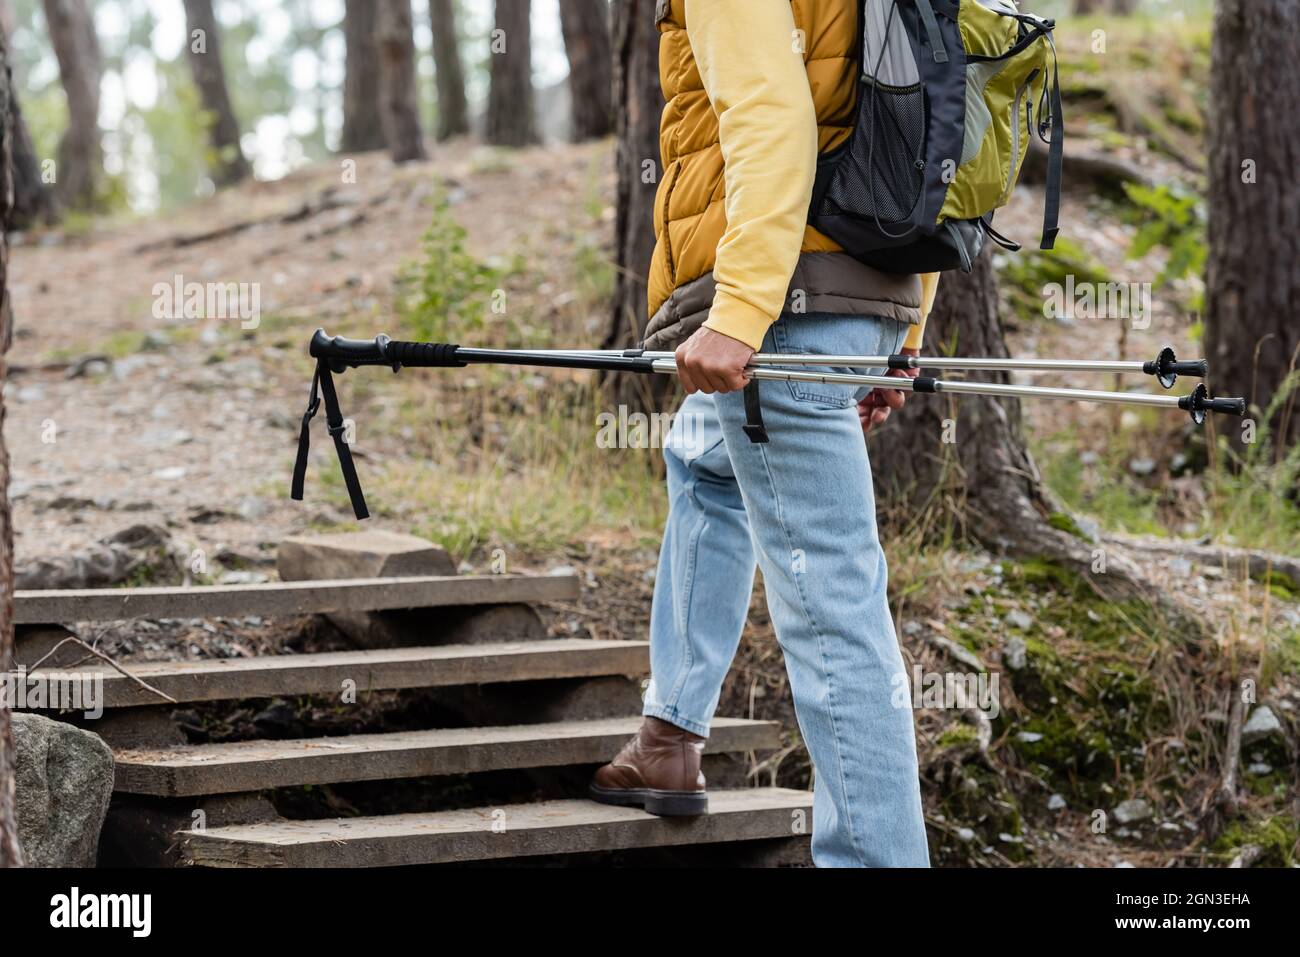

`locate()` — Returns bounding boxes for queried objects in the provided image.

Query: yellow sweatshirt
[689,0,937,354]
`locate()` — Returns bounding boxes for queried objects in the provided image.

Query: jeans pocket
[771,315,907,410]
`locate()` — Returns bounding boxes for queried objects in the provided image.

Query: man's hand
[675,327,755,395]
[859,346,920,435]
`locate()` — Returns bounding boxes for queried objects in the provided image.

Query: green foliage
[1200,371,1300,555]
[397,192,503,343]
[1036,430,1164,536]
[1123,182,1207,299]
[996,237,1111,322]
[1212,816,1299,868]
[989,562,1176,805]
[1035,371,1300,560]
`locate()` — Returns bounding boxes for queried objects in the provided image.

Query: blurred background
[0,0,1296,868]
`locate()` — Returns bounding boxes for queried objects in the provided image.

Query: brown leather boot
[589,717,708,816]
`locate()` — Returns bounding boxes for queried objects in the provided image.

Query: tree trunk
[341,0,386,152]
[486,0,538,147]
[1110,0,1142,13]
[1203,0,1300,451]
[429,0,469,141]
[602,0,670,412]
[375,0,427,163]
[182,0,252,188]
[0,26,24,869]
[1073,0,1107,13]
[42,0,101,210]
[560,0,613,142]
[866,252,1178,610]
[0,32,54,227]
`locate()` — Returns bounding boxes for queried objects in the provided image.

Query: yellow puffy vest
[647,0,860,321]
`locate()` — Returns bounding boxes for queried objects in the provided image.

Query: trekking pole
[530,345,1207,388]
[292,330,1246,521]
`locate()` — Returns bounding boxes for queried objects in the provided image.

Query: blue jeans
[643,313,930,867]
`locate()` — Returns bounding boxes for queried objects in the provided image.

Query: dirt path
[6,141,608,573]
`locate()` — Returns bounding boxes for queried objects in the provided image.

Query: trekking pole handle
[309,329,465,372]
[1178,384,1246,424]
[1143,346,1208,388]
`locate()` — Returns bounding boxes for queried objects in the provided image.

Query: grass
[1035,425,1164,537]
[1032,373,1300,558]
[360,377,667,560]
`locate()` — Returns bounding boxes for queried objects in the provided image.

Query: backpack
[808,0,1063,273]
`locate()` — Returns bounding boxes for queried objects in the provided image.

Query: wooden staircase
[15,531,812,867]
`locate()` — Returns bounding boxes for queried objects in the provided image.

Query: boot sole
[588,783,709,817]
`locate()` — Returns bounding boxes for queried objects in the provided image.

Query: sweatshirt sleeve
[687,0,818,351]
[902,273,941,351]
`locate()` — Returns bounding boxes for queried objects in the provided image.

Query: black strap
[743,378,769,444]
[981,215,1022,252]
[914,0,949,64]
[1039,41,1063,250]
[290,367,321,504]
[291,359,370,520]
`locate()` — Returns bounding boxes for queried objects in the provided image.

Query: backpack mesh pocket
[820,80,926,227]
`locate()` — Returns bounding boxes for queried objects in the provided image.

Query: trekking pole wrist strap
[291,357,370,520]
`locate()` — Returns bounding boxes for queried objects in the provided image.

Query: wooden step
[180,787,813,867]
[114,716,780,796]
[30,639,648,709]
[14,573,579,625]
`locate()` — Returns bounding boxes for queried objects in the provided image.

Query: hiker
[588,0,939,867]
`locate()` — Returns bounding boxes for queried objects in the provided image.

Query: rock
[955,827,976,842]
[141,427,193,448]
[1228,845,1263,869]
[1005,609,1034,631]
[277,530,491,649]
[15,524,181,590]
[1128,458,1157,477]
[1241,705,1283,746]
[66,356,111,379]
[113,355,151,377]
[1003,636,1027,671]
[1113,798,1153,825]
[44,495,99,512]
[1047,793,1067,811]
[1016,731,1043,743]
[236,496,270,521]
[218,570,269,585]
[277,529,456,582]
[1074,516,1102,543]
[214,546,275,569]
[13,714,115,867]
[1246,763,1273,776]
